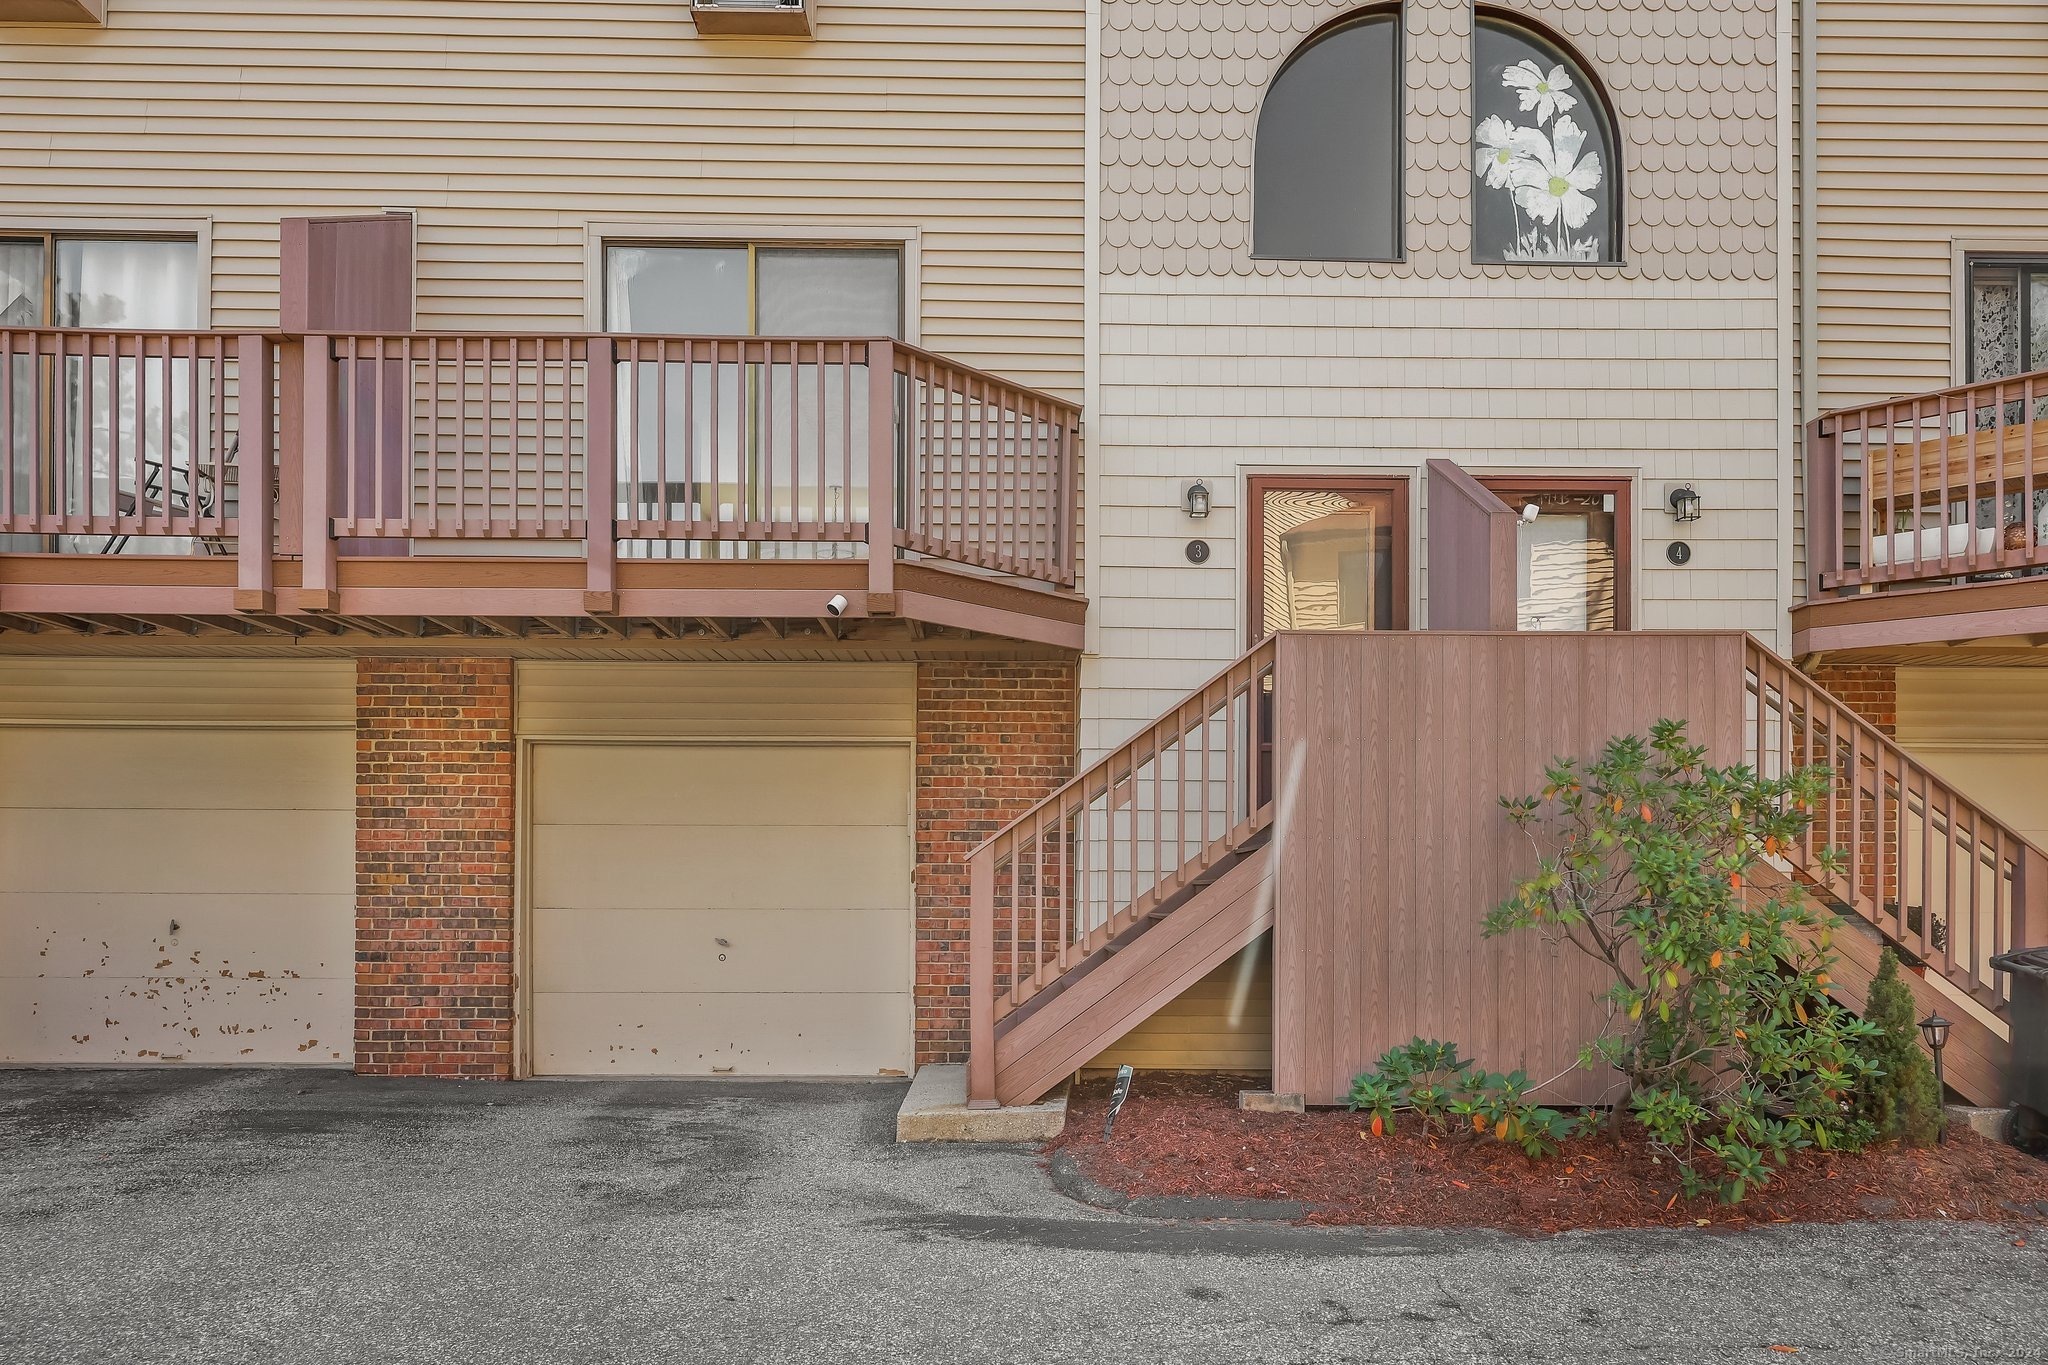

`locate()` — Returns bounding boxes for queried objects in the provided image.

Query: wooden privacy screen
[1269,631,1747,1107]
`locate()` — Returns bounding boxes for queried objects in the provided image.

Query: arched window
[1252,12,1402,262]
[1471,17,1620,264]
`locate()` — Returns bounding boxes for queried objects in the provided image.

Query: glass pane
[604,244,749,333]
[756,249,901,337]
[1259,487,1396,631]
[1493,489,1618,631]
[0,239,43,325]
[54,238,198,328]
[51,239,203,553]
[0,241,39,548]
[2028,270,2048,375]
[1252,16,1400,261]
[1971,263,2021,382]
[1472,21,1618,264]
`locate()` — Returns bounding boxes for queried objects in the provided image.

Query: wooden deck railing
[1808,368,2048,593]
[0,327,1079,601]
[1744,636,2044,1007]
[966,637,1275,1105]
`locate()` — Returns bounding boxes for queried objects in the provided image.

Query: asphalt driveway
[1,1070,2043,1365]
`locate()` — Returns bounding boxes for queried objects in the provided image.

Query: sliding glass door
[603,242,902,558]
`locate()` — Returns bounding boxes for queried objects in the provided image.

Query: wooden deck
[0,326,1083,649]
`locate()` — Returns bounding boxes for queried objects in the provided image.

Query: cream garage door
[529,742,914,1076]
[0,726,355,1066]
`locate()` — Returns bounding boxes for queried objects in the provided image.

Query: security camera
[1520,503,1541,525]
[825,593,850,617]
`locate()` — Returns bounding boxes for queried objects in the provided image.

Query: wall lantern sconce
[1666,484,1703,523]
[689,0,816,38]
[1919,1011,1951,1140]
[1183,480,1212,520]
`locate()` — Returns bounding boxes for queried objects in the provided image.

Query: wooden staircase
[968,633,2040,1109]
[967,639,1277,1108]
[1744,639,2039,1104]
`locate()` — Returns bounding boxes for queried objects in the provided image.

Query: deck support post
[1806,417,1840,597]
[583,337,618,615]
[299,336,337,611]
[866,339,896,608]
[967,845,999,1108]
[232,334,275,613]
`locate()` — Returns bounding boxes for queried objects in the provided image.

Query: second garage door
[528,740,914,1076]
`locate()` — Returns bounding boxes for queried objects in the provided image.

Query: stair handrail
[967,635,1277,1105]
[1742,634,2045,1006]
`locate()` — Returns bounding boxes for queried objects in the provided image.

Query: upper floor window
[0,234,199,328]
[1251,12,1402,262]
[1471,18,1620,265]
[1966,257,2048,382]
[605,243,902,338]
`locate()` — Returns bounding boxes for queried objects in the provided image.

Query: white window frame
[581,221,920,344]
[0,216,213,328]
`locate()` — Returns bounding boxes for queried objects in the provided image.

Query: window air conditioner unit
[0,0,105,22]
[688,0,815,38]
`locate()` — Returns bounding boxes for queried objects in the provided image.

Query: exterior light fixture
[1184,480,1212,520]
[1667,484,1703,523]
[1919,1011,1952,1140]
[1519,502,1541,525]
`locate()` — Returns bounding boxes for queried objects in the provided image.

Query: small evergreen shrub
[1346,1037,1586,1158]
[1852,948,1944,1148]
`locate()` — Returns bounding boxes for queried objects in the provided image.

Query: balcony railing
[1808,368,2048,593]
[0,328,1080,611]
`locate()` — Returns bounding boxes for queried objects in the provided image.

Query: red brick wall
[1809,663,1900,916]
[1810,665,1897,736]
[354,658,516,1077]
[914,661,1079,1065]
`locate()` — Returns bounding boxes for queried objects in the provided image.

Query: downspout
[1798,0,1818,428]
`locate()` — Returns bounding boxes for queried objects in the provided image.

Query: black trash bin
[1990,946,2048,1151]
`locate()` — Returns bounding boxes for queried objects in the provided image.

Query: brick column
[1810,664,1904,926]
[355,657,516,1077]
[1810,665,1897,737]
[914,660,1078,1065]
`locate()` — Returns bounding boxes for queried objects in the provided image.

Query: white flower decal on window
[1501,60,1578,124]
[1475,115,1549,190]
[1511,116,1604,231]
[1474,58,1606,261]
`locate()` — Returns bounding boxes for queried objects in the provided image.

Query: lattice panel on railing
[897,347,1075,587]
[331,335,589,541]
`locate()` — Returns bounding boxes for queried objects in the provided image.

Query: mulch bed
[1047,1071,2048,1236]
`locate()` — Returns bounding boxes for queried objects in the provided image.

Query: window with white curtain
[1,234,201,553]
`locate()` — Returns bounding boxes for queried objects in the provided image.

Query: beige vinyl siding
[1808,0,2048,411]
[0,660,354,1066]
[0,0,1083,399]
[1084,936,1271,1075]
